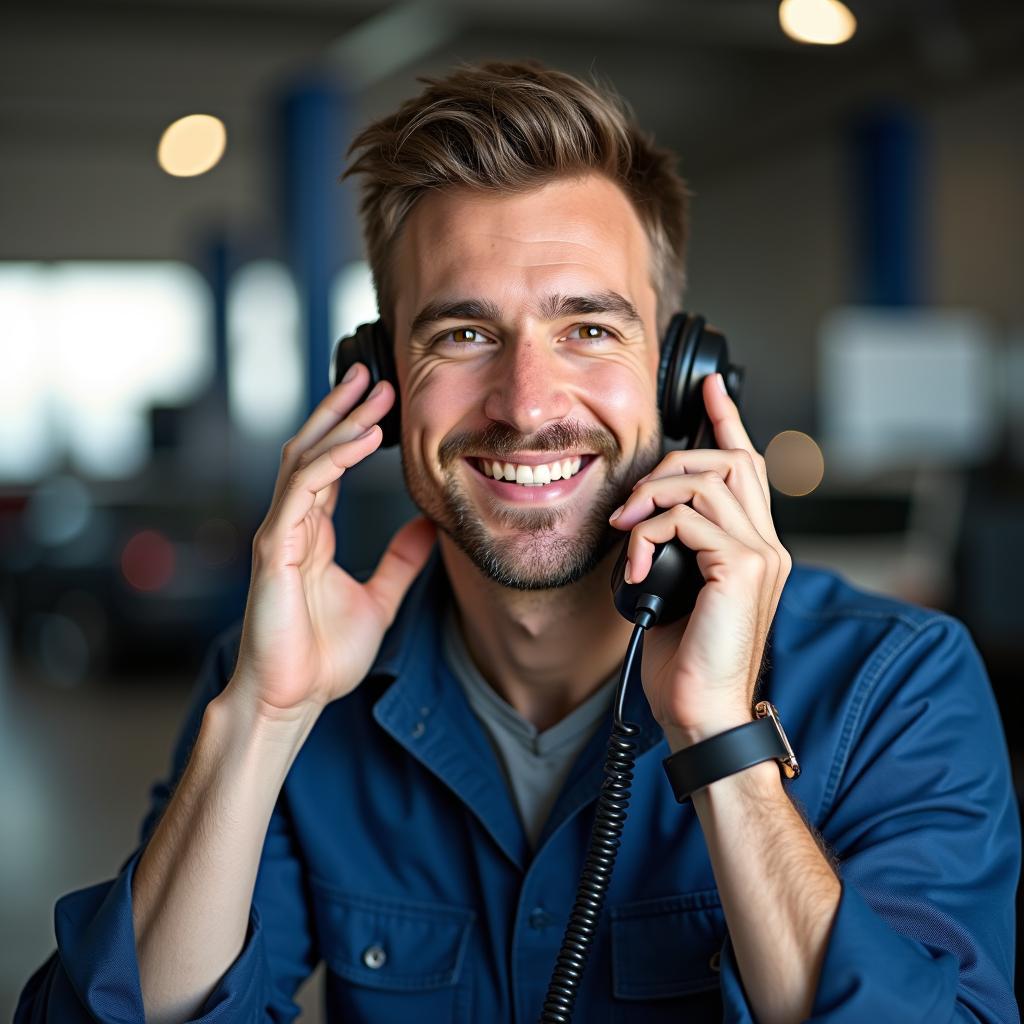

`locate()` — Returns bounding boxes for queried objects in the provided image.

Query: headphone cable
[539,607,654,1024]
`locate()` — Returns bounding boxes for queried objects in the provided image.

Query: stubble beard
[401,421,663,591]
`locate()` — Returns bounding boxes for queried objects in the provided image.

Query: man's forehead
[392,174,655,324]
[401,174,647,252]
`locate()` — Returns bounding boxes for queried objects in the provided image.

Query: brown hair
[342,59,691,334]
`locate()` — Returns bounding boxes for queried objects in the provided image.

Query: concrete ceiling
[2,0,1022,259]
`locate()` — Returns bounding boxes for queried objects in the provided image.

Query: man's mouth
[469,454,594,487]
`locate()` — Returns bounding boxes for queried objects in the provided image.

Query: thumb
[364,515,437,624]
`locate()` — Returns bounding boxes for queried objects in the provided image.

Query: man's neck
[438,535,634,732]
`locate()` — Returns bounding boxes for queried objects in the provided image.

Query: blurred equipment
[819,306,997,473]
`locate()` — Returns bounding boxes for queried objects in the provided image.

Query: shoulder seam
[817,613,957,821]
[780,588,933,632]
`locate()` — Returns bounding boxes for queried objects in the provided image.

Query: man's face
[392,172,664,589]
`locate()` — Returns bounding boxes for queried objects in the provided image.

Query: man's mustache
[438,421,621,470]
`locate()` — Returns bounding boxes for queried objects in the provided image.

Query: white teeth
[478,456,588,486]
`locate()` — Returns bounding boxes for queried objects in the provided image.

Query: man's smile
[463,453,599,503]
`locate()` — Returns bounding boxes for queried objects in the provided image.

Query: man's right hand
[226,361,436,724]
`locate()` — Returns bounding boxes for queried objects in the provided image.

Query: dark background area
[2,0,1023,1018]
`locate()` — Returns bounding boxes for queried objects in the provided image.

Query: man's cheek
[581,365,656,437]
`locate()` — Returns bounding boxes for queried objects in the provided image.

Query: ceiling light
[157,114,227,177]
[779,0,857,46]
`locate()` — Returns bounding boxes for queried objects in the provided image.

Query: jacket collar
[369,546,669,869]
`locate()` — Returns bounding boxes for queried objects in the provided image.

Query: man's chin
[441,515,622,591]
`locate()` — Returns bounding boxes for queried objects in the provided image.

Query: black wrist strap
[662,716,789,803]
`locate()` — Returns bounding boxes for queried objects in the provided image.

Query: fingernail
[342,362,360,384]
[368,380,385,398]
[624,558,632,584]
[609,504,624,522]
[716,372,727,395]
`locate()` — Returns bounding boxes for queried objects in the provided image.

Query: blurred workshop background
[2,0,1023,1017]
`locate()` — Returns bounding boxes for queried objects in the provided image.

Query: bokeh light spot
[157,114,227,177]
[25,475,92,546]
[765,430,826,496]
[779,0,856,45]
[121,529,175,591]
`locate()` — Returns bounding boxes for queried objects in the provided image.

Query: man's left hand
[608,373,792,752]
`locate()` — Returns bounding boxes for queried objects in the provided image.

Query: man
[17,60,1019,1024]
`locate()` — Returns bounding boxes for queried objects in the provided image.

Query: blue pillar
[279,78,350,415]
[850,109,927,306]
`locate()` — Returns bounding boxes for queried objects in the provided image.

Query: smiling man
[17,61,1020,1024]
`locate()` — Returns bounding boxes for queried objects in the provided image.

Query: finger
[614,471,765,553]
[625,502,745,585]
[364,516,438,625]
[275,378,394,507]
[271,426,382,542]
[701,374,771,500]
[284,361,372,461]
[626,449,775,543]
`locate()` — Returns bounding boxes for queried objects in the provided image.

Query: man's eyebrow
[537,291,643,329]
[409,291,643,336]
[409,298,504,336]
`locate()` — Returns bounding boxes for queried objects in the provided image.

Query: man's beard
[401,420,663,590]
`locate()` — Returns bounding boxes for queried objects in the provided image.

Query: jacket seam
[817,613,954,821]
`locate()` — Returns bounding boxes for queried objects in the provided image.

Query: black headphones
[329,312,744,448]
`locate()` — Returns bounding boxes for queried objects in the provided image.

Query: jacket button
[709,950,721,972]
[528,908,552,930]
[362,944,387,969]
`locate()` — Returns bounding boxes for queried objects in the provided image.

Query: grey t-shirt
[442,605,618,849]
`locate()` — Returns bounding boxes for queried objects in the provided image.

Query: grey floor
[0,659,325,1022]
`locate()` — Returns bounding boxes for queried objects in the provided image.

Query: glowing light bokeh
[779,0,856,45]
[121,529,176,592]
[157,114,227,177]
[765,430,826,496]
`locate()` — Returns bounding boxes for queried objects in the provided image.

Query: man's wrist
[663,713,755,755]
[207,683,322,767]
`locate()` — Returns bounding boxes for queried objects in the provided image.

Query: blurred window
[227,260,304,440]
[819,306,997,473]
[0,261,212,481]
[330,260,379,342]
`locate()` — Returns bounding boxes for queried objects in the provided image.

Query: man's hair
[342,59,691,334]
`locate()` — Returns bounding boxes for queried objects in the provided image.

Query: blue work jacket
[15,553,1021,1023]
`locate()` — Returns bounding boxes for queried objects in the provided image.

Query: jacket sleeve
[717,615,1021,1024]
[13,622,319,1024]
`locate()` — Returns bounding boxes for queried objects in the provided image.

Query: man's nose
[482,337,572,436]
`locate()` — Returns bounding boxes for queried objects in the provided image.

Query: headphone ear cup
[657,312,737,448]
[330,320,400,448]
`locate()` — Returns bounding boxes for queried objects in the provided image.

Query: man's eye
[567,324,614,342]
[440,327,487,345]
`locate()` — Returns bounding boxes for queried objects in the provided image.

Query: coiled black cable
[539,617,649,1024]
